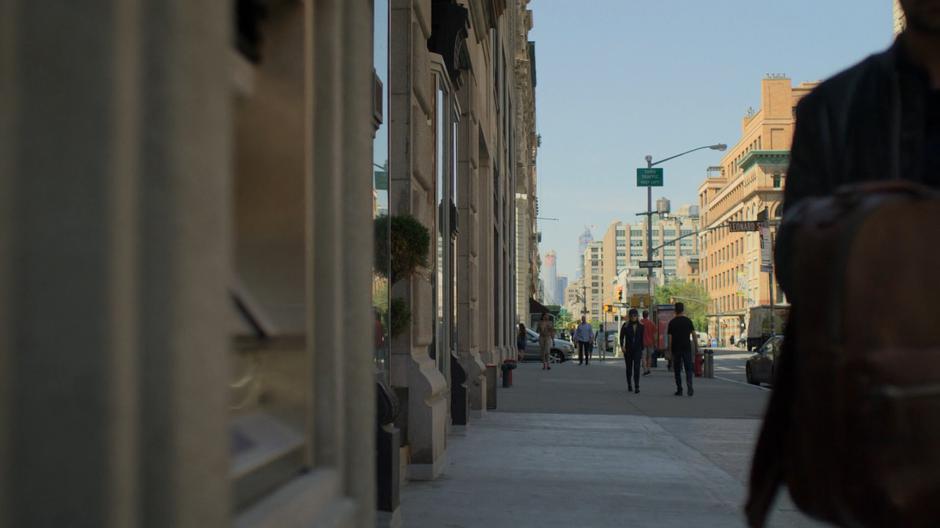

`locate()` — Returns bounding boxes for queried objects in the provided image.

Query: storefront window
[230,1,309,509]
[431,59,460,380]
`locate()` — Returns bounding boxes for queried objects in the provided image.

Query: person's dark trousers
[585,342,593,364]
[673,349,693,390]
[578,341,589,364]
[624,349,640,389]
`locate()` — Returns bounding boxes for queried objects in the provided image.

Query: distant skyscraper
[556,275,568,308]
[576,226,593,280]
[542,250,558,304]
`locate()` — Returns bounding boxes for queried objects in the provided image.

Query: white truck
[746,305,790,351]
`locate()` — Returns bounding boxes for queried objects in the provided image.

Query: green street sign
[374,170,388,190]
[636,168,664,187]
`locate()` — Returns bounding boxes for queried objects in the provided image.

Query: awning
[529,297,553,315]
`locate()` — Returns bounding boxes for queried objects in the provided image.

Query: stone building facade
[582,241,605,322]
[3,0,536,527]
[387,0,537,517]
[697,76,816,344]
[515,26,540,328]
[4,1,378,526]
[565,278,585,317]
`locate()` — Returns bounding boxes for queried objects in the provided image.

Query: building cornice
[739,150,789,174]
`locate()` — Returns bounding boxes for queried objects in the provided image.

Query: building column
[0,1,231,526]
[455,94,487,426]
[389,0,448,481]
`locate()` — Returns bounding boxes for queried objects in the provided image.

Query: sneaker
[688,388,694,397]
[674,388,683,396]
[643,370,651,376]
[635,387,640,394]
[627,385,633,392]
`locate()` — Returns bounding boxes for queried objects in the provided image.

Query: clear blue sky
[530,0,894,280]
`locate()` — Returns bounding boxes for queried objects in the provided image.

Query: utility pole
[645,155,655,311]
[767,222,776,335]
[638,144,726,312]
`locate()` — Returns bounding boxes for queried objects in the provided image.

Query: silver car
[522,328,574,363]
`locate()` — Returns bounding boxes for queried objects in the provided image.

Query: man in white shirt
[574,316,594,365]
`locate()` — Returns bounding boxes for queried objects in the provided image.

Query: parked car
[697,332,711,348]
[604,330,618,353]
[745,335,783,386]
[522,328,575,363]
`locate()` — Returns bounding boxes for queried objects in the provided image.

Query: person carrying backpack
[746,4,940,526]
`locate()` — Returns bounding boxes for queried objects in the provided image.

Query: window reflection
[373,0,390,384]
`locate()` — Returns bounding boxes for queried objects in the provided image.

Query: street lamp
[639,144,726,309]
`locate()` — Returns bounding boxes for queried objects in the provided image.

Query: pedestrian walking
[574,316,593,365]
[516,323,527,362]
[667,302,697,397]
[747,6,940,525]
[619,309,644,394]
[537,313,555,370]
[640,310,656,375]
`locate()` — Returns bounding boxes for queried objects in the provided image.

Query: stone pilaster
[389,0,449,481]
[0,2,231,525]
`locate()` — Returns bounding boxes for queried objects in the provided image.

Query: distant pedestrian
[667,302,698,397]
[619,309,644,393]
[574,316,593,365]
[537,313,555,370]
[516,323,527,362]
[641,310,656,375]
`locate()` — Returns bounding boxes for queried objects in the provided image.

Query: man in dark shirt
[667,302,698,397]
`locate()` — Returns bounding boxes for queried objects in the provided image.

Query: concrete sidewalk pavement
[399,362,823,528]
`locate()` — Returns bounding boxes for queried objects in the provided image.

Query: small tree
[654,279,711,330]
[374,214,430,338]
[555,308,572,330]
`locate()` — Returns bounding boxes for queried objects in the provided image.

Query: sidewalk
[399,362,823,528]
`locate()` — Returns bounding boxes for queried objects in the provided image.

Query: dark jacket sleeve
[775,93,832,297]
[619,323,627,348]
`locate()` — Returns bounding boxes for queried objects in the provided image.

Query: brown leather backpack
[747,182,940,527]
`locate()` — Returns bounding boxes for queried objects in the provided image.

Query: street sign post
[636,168,664,187]
[728,220,761,232]
[760,225,773,272]
[638,260,662,269]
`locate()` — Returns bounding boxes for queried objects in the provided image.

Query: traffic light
[616,286,623,302]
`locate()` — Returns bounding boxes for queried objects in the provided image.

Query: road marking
[713,353,754,360]
[714,375,771,391]
[539,379,605,385]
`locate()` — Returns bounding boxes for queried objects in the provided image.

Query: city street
[710,349,773,390]
[401,358,818,528]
